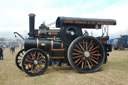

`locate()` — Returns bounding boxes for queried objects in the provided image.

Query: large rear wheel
[68,36,105,73]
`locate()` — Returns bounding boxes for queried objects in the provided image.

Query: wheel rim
[22,48,48,76]
[15,49,25,71]
[68,36,105,73]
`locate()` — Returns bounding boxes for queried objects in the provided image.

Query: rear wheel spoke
[81,61,84,69]
[83,40,85,49]
[90,46,99,52]
[90,50,98,54]
[76,59,83,66]
[73,55,83,59]
[88,40,93,49]
[89,43,94,51]
[72,53,82,55]
[91,53,101,56]
[85,41,88,51]
[74,58,81,64]
[90,58,98,64]
[86,60,91,69]
[90,56,98,60]
[84,59,87,69]
[76,44,82,51]
[78,43,85,52]
[73,49,83,53]
[88,58,93,67]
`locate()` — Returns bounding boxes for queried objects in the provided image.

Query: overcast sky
[0,0,128,39]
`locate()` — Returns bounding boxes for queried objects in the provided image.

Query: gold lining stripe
[37,38,39,48]
[46,38,60,40]
[51,40,53,49]
[64,20,73,23]
[51,49,64,51]
[61,42,63,48]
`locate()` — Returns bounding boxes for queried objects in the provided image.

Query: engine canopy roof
[56,17,116,29]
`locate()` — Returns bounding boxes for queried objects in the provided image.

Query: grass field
[0,48,128,85]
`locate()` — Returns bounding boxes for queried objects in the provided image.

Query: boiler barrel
[24,39,64,51]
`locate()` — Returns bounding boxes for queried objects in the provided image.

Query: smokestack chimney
[28,13,35,38]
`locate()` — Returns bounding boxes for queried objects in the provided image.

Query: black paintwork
[56,17,116,28]
[24,13,116,62]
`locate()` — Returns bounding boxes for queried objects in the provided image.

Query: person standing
[0,46,3,60]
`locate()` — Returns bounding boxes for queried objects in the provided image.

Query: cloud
[0,0,128,39]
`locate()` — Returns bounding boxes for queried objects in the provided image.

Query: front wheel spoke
[39,59,45,62]
[38,64,43,72]
[24,64,31,70]
[31,64,34,71]
[73,49,83,53]
[36,52,41,60]
[36,65,41,73]
[90,58,98,64]
[39,61,45,65]
[37,56,44,60]
[26,60,33,63]
[33,66,38,73]
[34,52,38,59]
[30,53,35,60]
[27,56,33,60]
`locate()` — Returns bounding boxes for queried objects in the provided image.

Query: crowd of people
[0,45,18,60]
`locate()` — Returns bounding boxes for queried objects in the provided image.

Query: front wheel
[68,36,105,73]
[22,48,48,76]
[15,49,25,71]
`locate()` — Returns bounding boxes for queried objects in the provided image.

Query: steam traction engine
[15,13,116,76]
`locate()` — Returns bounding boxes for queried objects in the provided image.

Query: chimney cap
[29,13,35,16]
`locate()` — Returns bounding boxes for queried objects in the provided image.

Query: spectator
[0,46,3,60]
[10,46,15,54]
